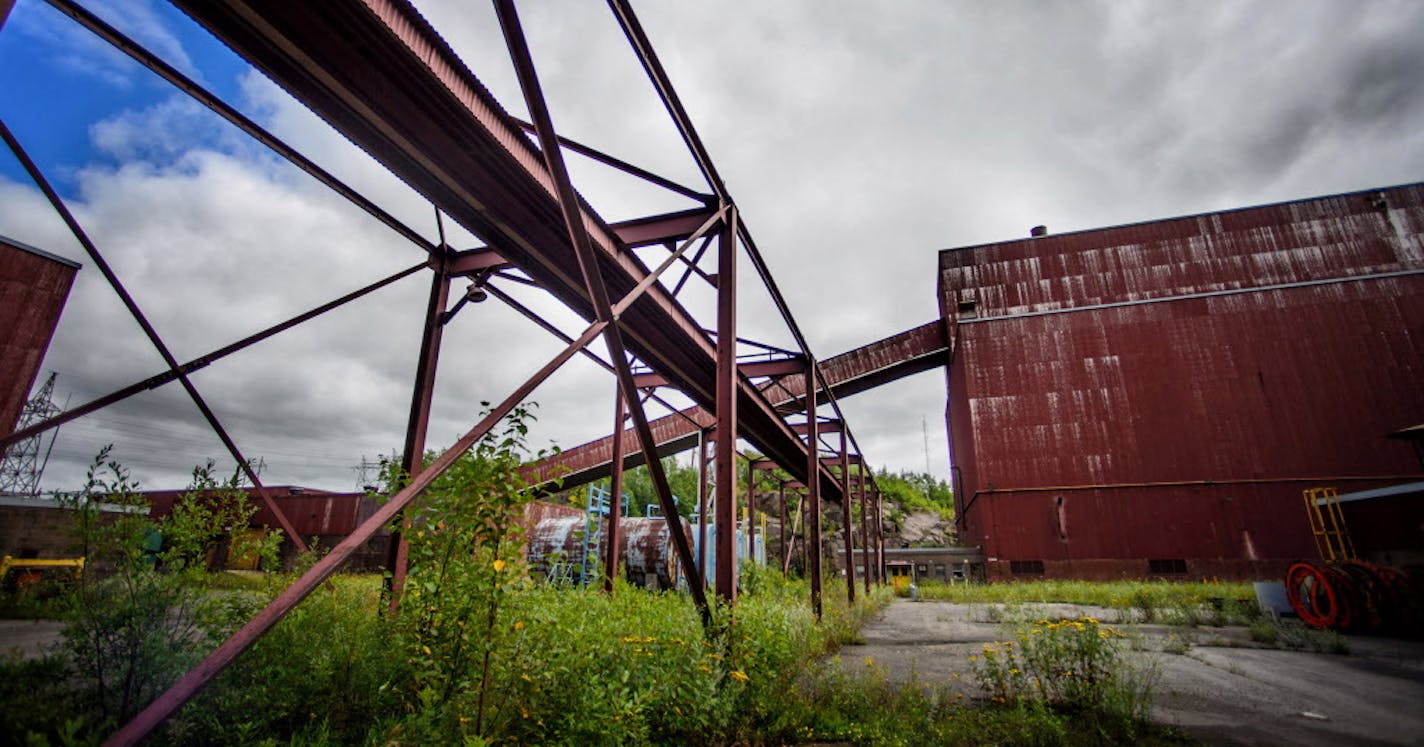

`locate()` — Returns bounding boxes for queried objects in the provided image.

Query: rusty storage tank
[526,512,692,590]
[1,235,79,440]
[939,184,1424,581]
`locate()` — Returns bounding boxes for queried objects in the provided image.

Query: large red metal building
[941,184,1424,581]
[0,235,79,440]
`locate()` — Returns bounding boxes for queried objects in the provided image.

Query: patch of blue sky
[0,0,254,194]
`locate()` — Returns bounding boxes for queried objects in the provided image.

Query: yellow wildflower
[493,559,506,572]
[514,620,525,631]
[730,670,750,683]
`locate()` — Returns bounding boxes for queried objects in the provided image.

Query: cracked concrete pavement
[835,599,1424,746]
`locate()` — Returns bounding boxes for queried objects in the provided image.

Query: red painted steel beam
[0,261,424,452]
[527,320,945,493]
[104,315,611,747]
[840,435,855,604]
[604,0,889,509]
[805,367,822,619]
[792,419,842,435]
[445,248,508,276]
[169,0,822,499]
[1,118,308,555]
[611,207,720,249]
[44,0,439,258]
[858,466,870,594]
[632,356,805,388]
[696,430,709,584]
[604,381,626,592]
[509,117,711,203]
[493,0,709,618]
[714,210,739,601]
[384,267,451,608]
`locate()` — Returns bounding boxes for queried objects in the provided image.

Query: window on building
[1148,559,1188,575]
[1009,560,1045,575]
[957,300,978,320]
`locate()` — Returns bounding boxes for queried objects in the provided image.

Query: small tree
[59,448,281,724]
[387,402,553,741]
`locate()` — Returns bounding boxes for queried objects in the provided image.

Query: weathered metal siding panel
[0,237,79,439]
[144,488,369,536]
[942,184,1424,318]
[942,185,1424,579]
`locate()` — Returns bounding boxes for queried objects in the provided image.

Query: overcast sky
[2,0,1423,494]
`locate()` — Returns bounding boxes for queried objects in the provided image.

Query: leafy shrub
[58,452,281,728]
[971,617,1156,740]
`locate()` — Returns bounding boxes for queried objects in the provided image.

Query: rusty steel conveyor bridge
[0,2,950,743]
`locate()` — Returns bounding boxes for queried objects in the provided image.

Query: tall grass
[916,579,1260,625]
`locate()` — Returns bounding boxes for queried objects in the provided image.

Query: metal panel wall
[941,185,1424,579]
[0,237,79,439]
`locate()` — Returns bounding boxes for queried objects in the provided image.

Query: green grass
[0,570,1207,746]
[915,579,1260,626]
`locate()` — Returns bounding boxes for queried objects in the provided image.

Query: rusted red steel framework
[0,1,894,743]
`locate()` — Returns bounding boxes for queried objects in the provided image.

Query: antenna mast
[0,372,62,496]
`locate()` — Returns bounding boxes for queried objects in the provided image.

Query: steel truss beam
[0,118,308,554]
[493,0,710,615]
[167,0,834,504]
[0,0,895,740]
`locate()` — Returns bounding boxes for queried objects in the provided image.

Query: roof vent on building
[1030,225,1048,237]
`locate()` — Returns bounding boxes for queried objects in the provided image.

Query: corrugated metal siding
[941,185,1424,579]
[144,488,370,536]
[0,238,79,438]
[943,185,1424,317]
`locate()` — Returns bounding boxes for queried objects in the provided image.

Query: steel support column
[805,369,822,619]
[746,456,756,564]
[840,438,855,605]
[778,481,787,576]
[604,381,627,592]
[495,0,708,619]
[386,263,451,607]
[696,430,708,585]
[875,490,886,584]
[713,211,739,602]
[858,466,870,594]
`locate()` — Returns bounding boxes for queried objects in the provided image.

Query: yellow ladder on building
[1303,487,1356,563]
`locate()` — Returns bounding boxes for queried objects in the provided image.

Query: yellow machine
[0,555,85,590]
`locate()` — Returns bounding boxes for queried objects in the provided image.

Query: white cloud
[8,0,1424,494]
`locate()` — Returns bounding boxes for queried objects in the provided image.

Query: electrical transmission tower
[0,372,62,496]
